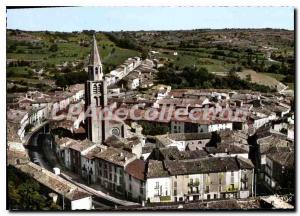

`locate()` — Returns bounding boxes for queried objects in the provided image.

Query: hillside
[6,29,295,92]
[6,29,140,92]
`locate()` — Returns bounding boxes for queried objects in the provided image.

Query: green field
[6,30,141,89]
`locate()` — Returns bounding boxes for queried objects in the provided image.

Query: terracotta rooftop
[94,147,136,167]
[15,162,91,201]
[147,160,169,178]
[267,151,294,168]
[125,159,146,181]
[163,157,254,176]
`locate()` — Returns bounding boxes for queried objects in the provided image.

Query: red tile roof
[125,159,145,181]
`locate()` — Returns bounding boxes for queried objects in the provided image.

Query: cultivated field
[237,70,287,91]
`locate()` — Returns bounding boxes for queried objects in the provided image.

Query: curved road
[25,127,137,208]
[25,130,111,209]
[26,131,52,171]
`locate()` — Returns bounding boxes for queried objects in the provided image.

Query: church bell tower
[85,34,108,143]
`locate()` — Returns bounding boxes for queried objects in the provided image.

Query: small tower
[85,34,108,143]
[88,34,103,81]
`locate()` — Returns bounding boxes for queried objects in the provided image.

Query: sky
[6,6,294,32]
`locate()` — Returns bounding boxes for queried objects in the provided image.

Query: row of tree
[157,65,274,93]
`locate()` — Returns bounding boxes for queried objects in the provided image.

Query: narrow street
[25,128,137,209]
[26,131,52,171]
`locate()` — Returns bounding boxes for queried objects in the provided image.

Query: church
[85,35,125,143]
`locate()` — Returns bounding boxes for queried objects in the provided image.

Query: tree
[268,64,280,74]
[140,122,169,136]
[141,48,148,60]
[49,43,58,52]
[8,166,61,210]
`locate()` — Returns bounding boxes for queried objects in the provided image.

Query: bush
[49,43,58,52]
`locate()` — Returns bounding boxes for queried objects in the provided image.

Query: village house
[205,143,249,159]
[145,157,254,203]
[104,135,145,159]
[264,151,294,194]
[253,131,292,180]
[123,71,140,90]
[155,132,212,151]
[81,145,105,184]
[148,146,209,161]
[94,147,137,195]
[7,109,29,140]
[63,139,95,174]
[124,159,146,202]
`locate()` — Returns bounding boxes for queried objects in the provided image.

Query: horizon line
[7,27,294,33]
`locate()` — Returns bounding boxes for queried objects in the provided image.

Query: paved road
[25,127,137,208]
[27,131,52,171]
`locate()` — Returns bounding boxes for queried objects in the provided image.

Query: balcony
[188,182,200,187]
[160,196,171,202]
[226,186,238,192]
[241,177,248,182]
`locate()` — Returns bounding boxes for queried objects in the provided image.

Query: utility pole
[62,194,65,210]
[254,173,257,197]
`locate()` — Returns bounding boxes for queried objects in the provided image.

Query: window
[174,189,177,196]
[129,184,132,191]
[231,171,234,176]
[93,84,97,94]
[174,181,177,187]
[155,182,159,189]
[129,175,132,181]
[231,184,234,190]
[214,194,217,199]
[95,67,98,74]
[205,186,209,193]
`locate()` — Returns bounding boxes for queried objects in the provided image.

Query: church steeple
[88,34,103,81]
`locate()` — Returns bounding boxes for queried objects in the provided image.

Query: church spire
[88,34,103,81]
